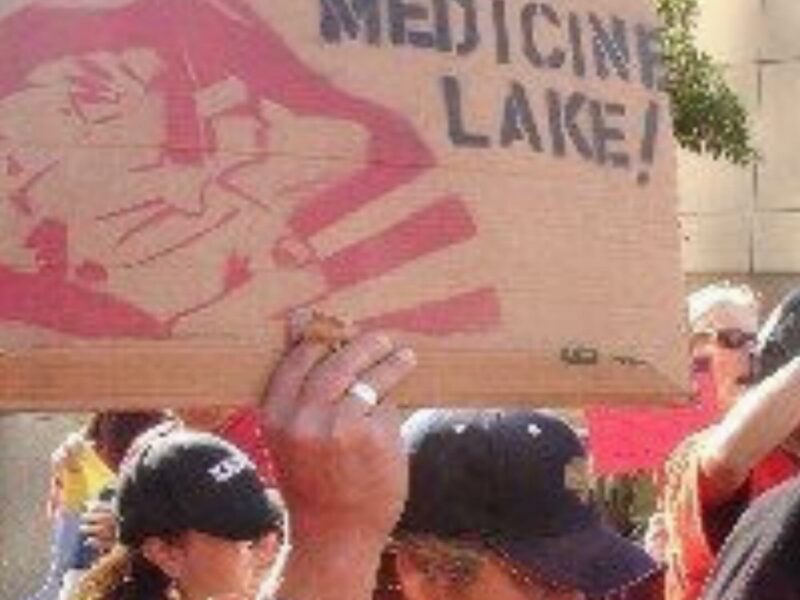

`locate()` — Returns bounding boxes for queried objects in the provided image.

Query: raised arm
[699,356,800,503]
[259,313,416,600]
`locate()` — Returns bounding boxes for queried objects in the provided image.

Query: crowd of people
[20,283,800,600]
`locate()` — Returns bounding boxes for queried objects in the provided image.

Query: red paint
[289,155,433,240]
[0,264,168,338]
[94,198,166,222]
[130,208,240,267]
[68,72,120,104]
[0,0,493,341]
[25,219,68,277]
[271,235,318,270]
[223,252,253,291]
[75,260,109,284]
[9,160,58,217]
[358,288,501,336]
[321,197,476,290]
[115,205,176,249]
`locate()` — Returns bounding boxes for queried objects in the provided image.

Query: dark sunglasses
[693,328,757,351]
[716,328,757,350]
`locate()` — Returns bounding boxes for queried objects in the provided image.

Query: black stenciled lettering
[492,0,511,64]
[612,355,647,367]
[637,100,660,185]
[500,81,543,150]
[520,2,565,70]
[441,75,490,148]
[561,346,600,366]
[567,12,586,78]
[320,0,381,45]
[636,23,666,91]
[546,88,566,157]
[564,92,593,160]
[389,0,436,48]
[432,0,453,52]
[546,89,593,161]
[591,100,629,168]
[589,13,630,81]
[453,0,480,55]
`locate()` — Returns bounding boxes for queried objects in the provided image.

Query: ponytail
[72,546,171,600]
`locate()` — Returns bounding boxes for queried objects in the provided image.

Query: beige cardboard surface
[0,0,688,409]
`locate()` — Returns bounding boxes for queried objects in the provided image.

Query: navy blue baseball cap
[117,431,283,546]
[755,286,800,383]
[396,410,658,597]
[703,476,800,600]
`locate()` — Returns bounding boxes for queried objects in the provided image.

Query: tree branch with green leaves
[656,0,758,165]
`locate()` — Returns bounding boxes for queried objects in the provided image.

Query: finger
[86,535,116,550]
[81,514,103,526]
[330,401,407,479]
[342,347,417,414]
[80,528,116,546]
[301,332,396,405]
[80,523,109,536]
[327,347,415,446]
[262,340,329,426]
[337,348,417,431]
[368,398,406,438]
[82,512,113,527]
[84,499,114,513]
[335,386,405,442]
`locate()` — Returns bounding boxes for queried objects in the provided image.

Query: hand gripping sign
[0,0,688,409]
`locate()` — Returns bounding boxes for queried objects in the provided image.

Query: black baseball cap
[397,410,658,597]
[116,431,283,546]
[702,476,800,600]
[755,286,800,383]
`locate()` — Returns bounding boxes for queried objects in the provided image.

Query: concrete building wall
[680,0,800,275]
[0,414,83,600]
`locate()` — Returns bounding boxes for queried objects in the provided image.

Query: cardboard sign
[0,0,689,410]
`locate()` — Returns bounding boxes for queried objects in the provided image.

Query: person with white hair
[686,283,759,409]
[661,285,800,600]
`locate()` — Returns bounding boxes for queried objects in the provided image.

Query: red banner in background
[587,365,720,475]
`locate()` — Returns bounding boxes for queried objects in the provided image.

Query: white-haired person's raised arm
[700,291,800,502]
[699,289,800,502]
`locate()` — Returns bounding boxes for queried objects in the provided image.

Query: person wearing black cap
[661,286,800,600]
[375,410,662,600]
[73,431,285,600]
[702,475,800,600]
[67,315,417,600]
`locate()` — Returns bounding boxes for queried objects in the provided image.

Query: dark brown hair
[85,411,170,470]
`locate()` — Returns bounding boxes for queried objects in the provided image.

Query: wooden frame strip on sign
[0,342,687,411]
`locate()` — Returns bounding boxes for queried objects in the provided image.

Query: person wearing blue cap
[375,410,662,600]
